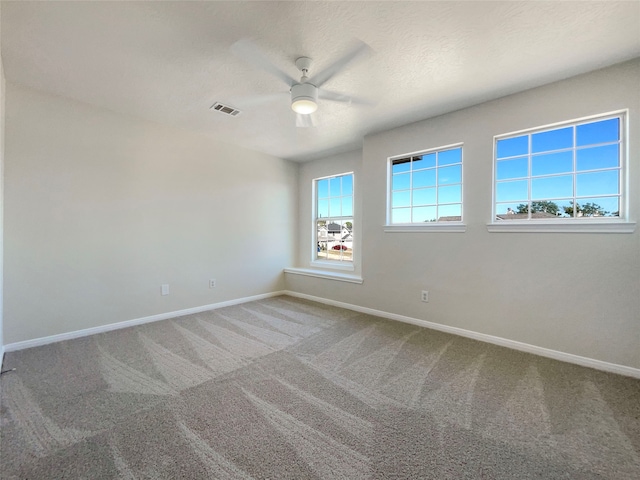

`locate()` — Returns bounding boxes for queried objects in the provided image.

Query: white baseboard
[4,289,639,380]
[3,291,286,353]
[283,290,640,380]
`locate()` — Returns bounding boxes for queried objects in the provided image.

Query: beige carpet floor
[1,295,639,479]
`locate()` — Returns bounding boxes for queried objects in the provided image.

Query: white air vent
[210,102,242,117]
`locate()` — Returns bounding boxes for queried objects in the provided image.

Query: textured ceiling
[2,1,639,161]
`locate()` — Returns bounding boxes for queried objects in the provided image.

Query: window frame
[385,143,466,233]
[311,171,355,271]
[488,110,635,233]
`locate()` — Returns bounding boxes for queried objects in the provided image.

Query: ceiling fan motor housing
[291,82,318,114]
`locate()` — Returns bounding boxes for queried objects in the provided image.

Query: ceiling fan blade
[318,90,351,103]
[319,89,376,107]
[231,38,296,87]
[308,40,372,88]
[296,113,317,128]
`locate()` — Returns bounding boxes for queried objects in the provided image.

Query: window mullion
[409,158,414,219]
[313,173,353,265]
[572,125,577,217]
[494,111,625,223]
[435,153,439,220]
[527,134,532,220]
[389,145,463,224]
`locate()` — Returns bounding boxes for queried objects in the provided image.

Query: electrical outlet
[161,284,169,296]
[421,290,429,302]
[209,279,216,289]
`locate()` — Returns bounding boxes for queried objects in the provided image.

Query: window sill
[284,268,363,284]
[486,220,636,233]
[384,223,467,233]
[310,260,354,272]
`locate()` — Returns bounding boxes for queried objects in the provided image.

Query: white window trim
[384,222,466,233]
[487,219,636,233]
[284,268,363,284]
[489,110,632,233]
[312,171,355,269]
[310,260,355,271]
[386,142,464,230]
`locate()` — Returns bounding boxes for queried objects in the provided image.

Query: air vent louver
[210,102,242,117]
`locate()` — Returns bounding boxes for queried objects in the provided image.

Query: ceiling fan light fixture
[292,98,317,114]
[291,82,318,114]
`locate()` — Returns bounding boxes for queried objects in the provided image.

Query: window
[494,112,625,222]
[388,145,463,224]
[314,173,353,264]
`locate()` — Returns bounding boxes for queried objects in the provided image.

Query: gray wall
[287,59,640,370]
[3,83,297,344]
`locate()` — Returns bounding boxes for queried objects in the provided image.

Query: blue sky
[495,117,620,216]
[391,147,462,222]
[317,174,353,218]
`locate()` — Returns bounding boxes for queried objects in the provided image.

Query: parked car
[332,244,348,250]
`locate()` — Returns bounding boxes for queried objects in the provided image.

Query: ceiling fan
[231,38,372,127]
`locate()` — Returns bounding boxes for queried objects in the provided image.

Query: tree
[581,202,608,216]
[516,201,559,215]
[562,201,608,217]
[345,221,353,230]
[533,201,559,215]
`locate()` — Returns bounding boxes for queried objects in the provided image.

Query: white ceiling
[2,1,639,162]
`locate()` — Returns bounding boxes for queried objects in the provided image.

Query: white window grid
[493,111,626,221]
[388,144,463,224]
[314,172,354,264]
